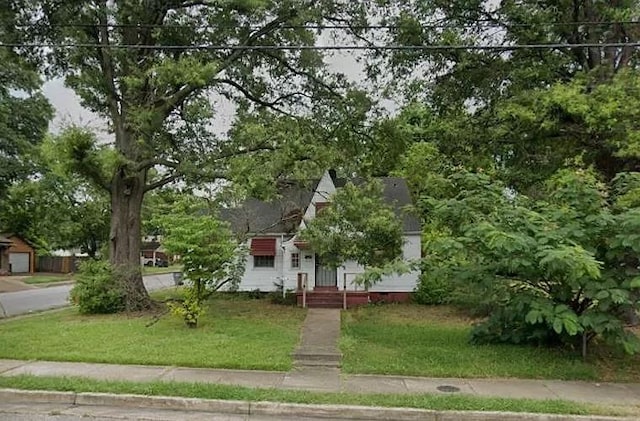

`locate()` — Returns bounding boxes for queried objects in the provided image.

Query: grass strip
[22,275,73,285]
[0,375,625,417]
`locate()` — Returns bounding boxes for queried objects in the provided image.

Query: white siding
[237,236,285,291]
[370,234,421,292]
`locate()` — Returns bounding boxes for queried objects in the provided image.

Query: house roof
[220,176,421,235]
[0,235,13,247]
[220,182,317,235]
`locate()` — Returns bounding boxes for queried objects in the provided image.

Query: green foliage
[69,261,125,314]
[156,197,244,326]
[0,7,53,201]
[269,280,297,306]
[300,180,404,272]
[167,288,204,328]
[413,273,454,305]
[417,164,640,355]
[1,138,110,256]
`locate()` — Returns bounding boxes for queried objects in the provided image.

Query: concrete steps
[296,291,369,308]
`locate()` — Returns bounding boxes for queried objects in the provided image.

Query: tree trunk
[109,168,151,311]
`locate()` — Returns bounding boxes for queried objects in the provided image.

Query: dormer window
[315,202,330,215]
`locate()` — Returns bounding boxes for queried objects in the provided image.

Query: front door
[315,255,337,288]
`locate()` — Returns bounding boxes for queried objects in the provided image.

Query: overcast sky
[41,46,367,141]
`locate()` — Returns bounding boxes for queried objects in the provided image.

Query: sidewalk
[2,308,640,410]
[2,358,640,406]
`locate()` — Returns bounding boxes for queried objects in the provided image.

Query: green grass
[142,264,182,275]
[0,375,627,417]
[341,304,640,382]
[22,274,74,285]
[0,297,305,371]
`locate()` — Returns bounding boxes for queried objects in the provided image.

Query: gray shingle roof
[221,177,421,235]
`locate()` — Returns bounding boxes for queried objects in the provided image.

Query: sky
[41,47,368,141]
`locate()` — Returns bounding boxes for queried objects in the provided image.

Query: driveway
[0,277,36,293]
[0,273,176,318]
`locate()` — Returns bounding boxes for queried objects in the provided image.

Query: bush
[269,290,297,306]
[70,260,125,314]
[413,273,453,305]
[270,280,297,305]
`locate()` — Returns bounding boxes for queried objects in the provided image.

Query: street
[0,402,350,421]
[0,274,176,317]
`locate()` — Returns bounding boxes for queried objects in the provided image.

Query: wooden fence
[36,256,90,273]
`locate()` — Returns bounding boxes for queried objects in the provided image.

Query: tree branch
[135,158,180,172]
[144,173,180,192]
[212,78,293,115]
[92,2,123,142]
[158,14,295,117]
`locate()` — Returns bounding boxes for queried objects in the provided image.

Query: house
[0,236,12,275]
[221,170,421,307]
[141,236,168,266]
[0,234,36,274]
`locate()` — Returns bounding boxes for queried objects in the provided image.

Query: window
[315,201,330,215]
[291,253,300,269]
[254,255,275,268]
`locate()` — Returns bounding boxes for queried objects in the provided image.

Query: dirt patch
[0,277,36,293]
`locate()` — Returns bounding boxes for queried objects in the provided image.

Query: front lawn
[142,264,182,275]
[0,296,305,371]
[341,304,640,382]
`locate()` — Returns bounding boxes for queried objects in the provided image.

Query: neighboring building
[141,237,168,266]
[0,234,36,274]
[0,236,12,275]
[221,170,422,307]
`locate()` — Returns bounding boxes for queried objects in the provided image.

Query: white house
[221,170,422,307]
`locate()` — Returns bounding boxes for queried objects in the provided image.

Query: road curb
[0,388,631,420]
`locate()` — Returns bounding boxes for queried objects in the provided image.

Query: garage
[9,252,30,273]
[0,233,35,274]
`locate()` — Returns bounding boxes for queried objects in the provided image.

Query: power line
[12,20,640,31]
[1,42,640,51]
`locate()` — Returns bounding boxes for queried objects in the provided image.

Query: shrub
[413,273,453,305]
[270,280,296,305]
[70,260,125,314]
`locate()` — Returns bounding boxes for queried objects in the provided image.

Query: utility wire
[12,20,640,31]
[1,42,640,51]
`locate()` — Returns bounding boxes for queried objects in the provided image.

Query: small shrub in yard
[70,260,125,314]
[413,273,453,305]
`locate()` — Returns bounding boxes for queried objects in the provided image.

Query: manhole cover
[436,385,460,393]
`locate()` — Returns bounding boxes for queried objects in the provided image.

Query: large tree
[10,0,369,310]
[366,0,640,185]
[0,6,52,202]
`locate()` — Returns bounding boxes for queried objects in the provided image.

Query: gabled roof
[220,181,317,235]
[220,176,421,235]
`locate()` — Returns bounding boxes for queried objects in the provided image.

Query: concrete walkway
[284,308,342,392]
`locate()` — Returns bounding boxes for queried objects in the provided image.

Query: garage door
[9,252,30,273]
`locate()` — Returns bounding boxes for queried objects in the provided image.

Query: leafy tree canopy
[300,180,404,272]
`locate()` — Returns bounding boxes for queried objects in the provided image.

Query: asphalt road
[0,273,176,318]
[0,403,343,421]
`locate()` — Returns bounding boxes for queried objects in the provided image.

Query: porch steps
[296,291,369,309]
